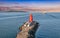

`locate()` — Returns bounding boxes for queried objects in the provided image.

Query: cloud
[0,2,60,8]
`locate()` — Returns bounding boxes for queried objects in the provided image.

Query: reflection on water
[0,12,60,38]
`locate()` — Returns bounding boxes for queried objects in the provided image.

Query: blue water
[0,12,60,38]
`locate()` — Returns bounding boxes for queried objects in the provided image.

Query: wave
[0,15,28,20]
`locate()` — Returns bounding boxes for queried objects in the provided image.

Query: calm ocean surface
[0,12,60,38]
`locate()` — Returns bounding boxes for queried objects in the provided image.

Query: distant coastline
[0,11,60,14]
[0,6,60,13]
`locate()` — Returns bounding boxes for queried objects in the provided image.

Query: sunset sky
[0,0,60,9]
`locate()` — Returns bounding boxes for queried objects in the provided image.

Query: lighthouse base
[16,21,39,38]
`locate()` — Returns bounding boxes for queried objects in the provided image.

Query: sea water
[0,12,60,38]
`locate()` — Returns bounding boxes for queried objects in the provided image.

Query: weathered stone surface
[16,21,39,38]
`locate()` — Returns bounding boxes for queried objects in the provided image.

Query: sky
[0,0,60,4]
[0,0,60,9]
[0,0,60,2]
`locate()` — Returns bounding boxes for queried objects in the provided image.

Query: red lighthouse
[29,14,33,22]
